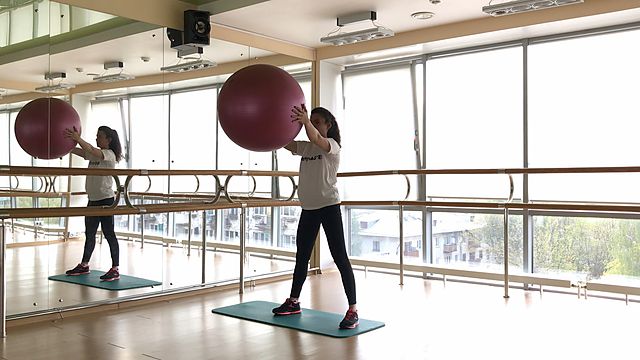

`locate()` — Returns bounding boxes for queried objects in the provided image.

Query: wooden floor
[5,237,294,315]
[1,268,639,360]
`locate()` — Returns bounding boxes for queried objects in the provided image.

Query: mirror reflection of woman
[63,126,123,282]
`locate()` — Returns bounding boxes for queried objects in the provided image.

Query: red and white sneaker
[272,298,302,315]
[339,309,359,329]
[99,268,120,282]
[65,264,90,276]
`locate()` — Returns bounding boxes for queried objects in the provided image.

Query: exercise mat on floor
[48,272,161,290]
[211,300,385,338]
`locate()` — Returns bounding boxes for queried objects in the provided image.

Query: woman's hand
[291,104,310,125]
[63,127,81,142]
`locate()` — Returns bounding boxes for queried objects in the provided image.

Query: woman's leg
[321,205,357,306]
[81,200,101,264]
[290,209,322,299]
[97,198,119,267]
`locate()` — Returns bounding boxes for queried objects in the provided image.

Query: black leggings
[82,197,119,267]
[290,204,356,305]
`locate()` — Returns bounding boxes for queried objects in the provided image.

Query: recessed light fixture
[411,11,435,20]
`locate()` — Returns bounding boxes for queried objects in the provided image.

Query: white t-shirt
[84,149,117,201]
[294,139,341,210]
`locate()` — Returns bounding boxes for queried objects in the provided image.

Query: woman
[272,105,359,329]
[63,125,123,282]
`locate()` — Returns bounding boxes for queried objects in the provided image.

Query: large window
[528,29,640,202]
[341,66,419,201]
[425,47,523,200]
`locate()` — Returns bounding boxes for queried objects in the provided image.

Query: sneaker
[339,309,359,329]
[65,264,89,276]
[99,268,120,282]
[272,298,301,316]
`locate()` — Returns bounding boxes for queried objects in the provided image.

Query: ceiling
[1,0,640,99]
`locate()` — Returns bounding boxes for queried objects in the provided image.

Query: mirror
[1,0,311,317]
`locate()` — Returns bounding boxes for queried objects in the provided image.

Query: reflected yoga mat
[211,301,385,338]
[48,272,162,290]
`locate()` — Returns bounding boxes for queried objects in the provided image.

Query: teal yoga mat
[212,300,385,338]
[48,272,161,290]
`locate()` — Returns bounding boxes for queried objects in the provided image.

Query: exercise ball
[14,97,81,159]
[217,64,304,152]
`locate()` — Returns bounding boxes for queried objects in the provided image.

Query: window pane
[533,216,640,283]
[9,4,33,44]
[278,206,300,249]
[169,89,216,193]
[35,0,48,37]
[433,212,522,271]
[130,96,168,193]
[342,67,418,200]
[529,30,640,202]
[425,47,523,199]
[0,112,8,191]
[0,12,10,46]
[350,209,424,264]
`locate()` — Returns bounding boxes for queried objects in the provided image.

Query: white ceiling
[1,0,640,98]
[211,0,494,48]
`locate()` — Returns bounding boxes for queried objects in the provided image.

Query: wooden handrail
[1,199,300,219]
[2,166,298,177]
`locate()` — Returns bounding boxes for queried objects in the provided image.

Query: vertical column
[399,205,404,286]
[239,205,246,294]
[1,219,6,337]
[187,210,192,257]
[201,210,206,284]
[503,207,510,299]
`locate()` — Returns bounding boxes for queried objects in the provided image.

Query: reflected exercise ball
[14,97,81,159]
[217,64,304,152]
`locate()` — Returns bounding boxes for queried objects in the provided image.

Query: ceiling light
[482,0,583,16]
[411,11,435,20]
[160,59,217,73]
[320,11,394,46]
[35,83,75,93]
[35,72,75,93]
[321,26,394,46]
[93,61,135,83]
[92,73,136,83]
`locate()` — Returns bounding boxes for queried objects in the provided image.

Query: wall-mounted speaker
[184,10,211,46]
[167,28,183,48]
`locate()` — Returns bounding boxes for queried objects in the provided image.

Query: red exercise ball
[217,64,304,152]
[14,98,81,159]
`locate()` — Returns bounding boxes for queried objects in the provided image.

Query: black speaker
[166,28,183,48]
[184,10,211,46]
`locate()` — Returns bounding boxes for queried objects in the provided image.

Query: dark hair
[311,107,341,146]
[98,126,123,162]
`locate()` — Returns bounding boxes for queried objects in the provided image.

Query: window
[432,212,522,270]
[349,209,423,263]
[425,47,523,199]
[528,29,640,202]
[372,241,380,252]
[341,66,419,201]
